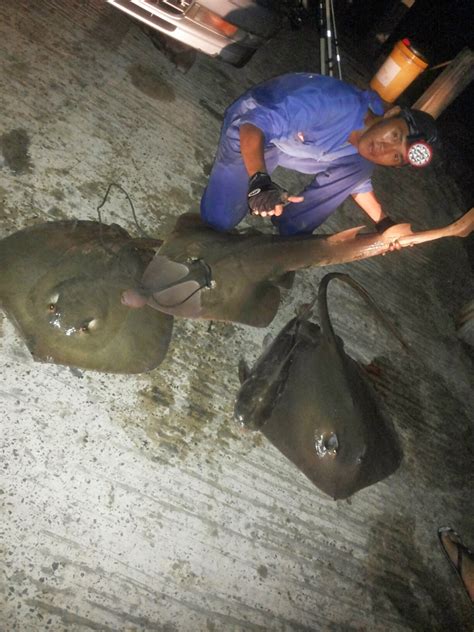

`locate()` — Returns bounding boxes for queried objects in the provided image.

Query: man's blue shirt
[221,73,384,194]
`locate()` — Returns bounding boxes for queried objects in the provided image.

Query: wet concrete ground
[1,2,473,631]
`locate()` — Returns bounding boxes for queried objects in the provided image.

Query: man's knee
[200,189,247,232]
[276,222,314,236]
[201,211,238,232]
[273,209,325,236]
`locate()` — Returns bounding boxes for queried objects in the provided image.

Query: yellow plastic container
[370,39,428,102]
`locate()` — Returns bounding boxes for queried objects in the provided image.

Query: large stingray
[0,220,173,373]
[234,273,405,500]
[122,208,474,327]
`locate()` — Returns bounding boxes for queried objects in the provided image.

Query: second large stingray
[0,220,173,373]
[234,273,404,500]
[123,209,474,327]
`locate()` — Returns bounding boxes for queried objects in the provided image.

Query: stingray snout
[121,288,147,309]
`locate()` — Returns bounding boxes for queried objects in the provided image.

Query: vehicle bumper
[106,0,265,65]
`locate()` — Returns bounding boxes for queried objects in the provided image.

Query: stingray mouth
[121,288,147,309]
[46,297,103,336]
[46,298,104,337]
[47,305,100,336]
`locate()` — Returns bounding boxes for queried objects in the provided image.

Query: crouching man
[200,73,438,236]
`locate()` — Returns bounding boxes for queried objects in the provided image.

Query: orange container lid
[399,38,429,64]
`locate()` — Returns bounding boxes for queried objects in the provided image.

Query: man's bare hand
[381,223,414,253]
[387,240,403,252]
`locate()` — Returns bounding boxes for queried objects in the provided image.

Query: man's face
[358,117,410,167]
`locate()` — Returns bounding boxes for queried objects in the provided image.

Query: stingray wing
[200,281,281,327]
[0,221,173,373]
[234,317,299,429]
[234,318,321,429]
[14,283,173,374]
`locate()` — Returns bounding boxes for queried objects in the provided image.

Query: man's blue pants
[200,145,373,236]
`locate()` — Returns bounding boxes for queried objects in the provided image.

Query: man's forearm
[239,123,304,217]
[239,123,266,176]
[352,191,388,223]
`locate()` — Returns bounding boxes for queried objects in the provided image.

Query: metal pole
[318,0,326,75]
[325,0,334,76]
[330,0,342,79]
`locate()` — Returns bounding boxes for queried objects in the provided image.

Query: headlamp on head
[407,141,432,167]
[399,107,439,168]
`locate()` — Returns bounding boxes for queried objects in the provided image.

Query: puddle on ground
[0,129,33,174]
[146,186,194,213]
[50,188,65,202]
[194,148,213,177]
[78,181,111,200]
[127,64,175,102]
[46,206,69,220]
[198,99,223,123]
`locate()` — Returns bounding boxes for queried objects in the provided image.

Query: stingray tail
[295,294,319,322]
[318,272,408,350]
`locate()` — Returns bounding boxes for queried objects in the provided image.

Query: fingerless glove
[247,172,288,214]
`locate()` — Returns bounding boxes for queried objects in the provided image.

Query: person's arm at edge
[352,190,404,249]
[351,190,387,224]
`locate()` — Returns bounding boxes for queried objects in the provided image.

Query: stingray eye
[80,318,98,333]
[48,291,60,312]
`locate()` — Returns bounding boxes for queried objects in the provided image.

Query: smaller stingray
[234,273,405,500]
[0,220,173,373]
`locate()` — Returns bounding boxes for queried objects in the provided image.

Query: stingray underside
[260,335,403,500]
[0,220,173,373]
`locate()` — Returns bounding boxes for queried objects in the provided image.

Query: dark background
[335,0,474,208]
